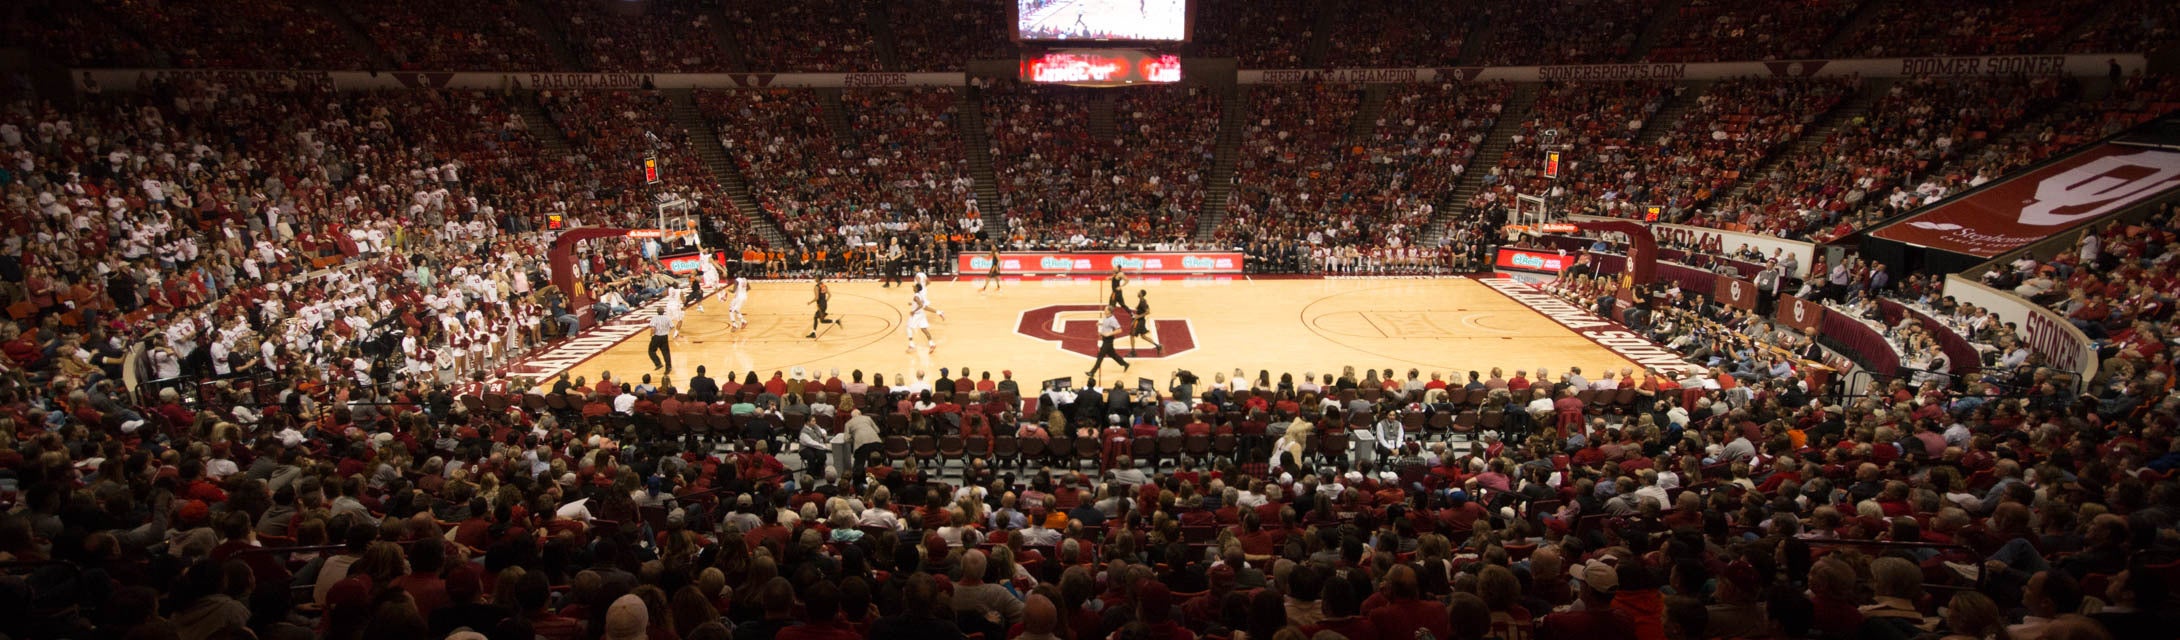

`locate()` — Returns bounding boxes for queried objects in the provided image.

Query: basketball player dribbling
[806,276,844,338]
[913,267,946,320]
[906,283,941,353]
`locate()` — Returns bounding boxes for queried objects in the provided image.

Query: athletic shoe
[806,332,817,339]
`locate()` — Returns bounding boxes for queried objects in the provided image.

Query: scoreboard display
[1015,0,1191,42]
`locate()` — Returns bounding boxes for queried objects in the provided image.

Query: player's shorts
[1132,319,1150,336]
[905,314,931,333]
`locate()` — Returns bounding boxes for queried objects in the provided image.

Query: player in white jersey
[913,268,946,320]
[728,278,750,330]
[664,279,686,339]
[697,255,722,310]
[906,284,940,353]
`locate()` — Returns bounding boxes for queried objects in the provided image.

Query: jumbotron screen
[1016,0,1190,41]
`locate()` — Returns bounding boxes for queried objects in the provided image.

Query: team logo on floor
[1015,304,1196,358]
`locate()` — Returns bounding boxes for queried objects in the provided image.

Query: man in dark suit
[688,366,719,402]
[1072,382,1105,426]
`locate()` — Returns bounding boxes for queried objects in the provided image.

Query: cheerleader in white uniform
[728,278,750,331]
[906,284,938,353]
[438,339,460,384]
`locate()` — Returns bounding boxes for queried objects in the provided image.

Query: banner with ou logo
[1714,275,1758,311]
[1776,293,1825,334]
[1869,143,2180,258]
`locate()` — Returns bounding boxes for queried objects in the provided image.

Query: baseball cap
[1574,556,1620,593]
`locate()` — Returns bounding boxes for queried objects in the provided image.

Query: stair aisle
[955,87,1008,242]
[666,90,792,247]
[514,94,573,155]
[1641,80,1712,145]
[1351,85,1389,140]
[1193,86,1251,243]
[517,1,585,70]
[1423,84,1538,245]
[308,0,397,70]
[1627,0,1690,60]
[1715,78,1890,206]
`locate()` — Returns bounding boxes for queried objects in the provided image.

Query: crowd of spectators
[1562,79,1855,227]
[724,0,883,73]
[2065,0,2180,54]
[0,75,729,454]
[1471,0,1659,67]
[12,237,2179,640]
[548,0,726,73]
[14,0,2174,76]
[983,83,1206,250]
[1222,85,1366,249]
[1828,0,2102,58]
[697,84,972,272]
[1472,81,1669,220]
[889,0,1011,72]
[1702,77,2071,242]
[1982,202,2180,400]
[1644,0,1861,63]
[341,0,556,71]
[1946,75,2180,196]
[13,17,2180,640]
[1319,3,1471,68]
[101,0,368,71]
[1190,0,1316,68]
[698,87,975,267]
[536,90,759,243]
[1223,81,1519,258]
[7,0,155,69]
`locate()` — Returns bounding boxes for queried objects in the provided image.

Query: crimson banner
[959,251,1243,275]
[1869,144,2180,257]
[1714,275,1759,310]
[1776,294,1826,333]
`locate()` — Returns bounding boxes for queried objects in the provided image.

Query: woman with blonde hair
[1939,591,2005,640]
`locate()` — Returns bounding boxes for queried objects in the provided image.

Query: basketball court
[515,276,1658,394]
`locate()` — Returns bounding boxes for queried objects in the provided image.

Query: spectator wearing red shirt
[1437,492,1489,534]
[1367,566,1450,640]
[1235,512,1279,558]
[388,540,453,620]
[1305,578,1376,640]
[778,582,861,640]
[1536,560,1636,640]
[1508,371,1532,391]
[1182,415,1213,437]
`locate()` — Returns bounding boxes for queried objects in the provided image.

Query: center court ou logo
[1015,304,1197,358]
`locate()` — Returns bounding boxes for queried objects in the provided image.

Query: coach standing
[648,311,673,373]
